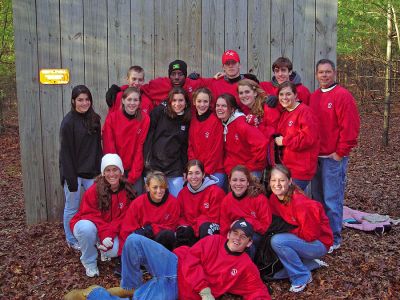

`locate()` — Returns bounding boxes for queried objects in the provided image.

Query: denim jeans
[88,287,129,300]
[73,220,119,269]
[212,172,227,191]
[292,179,310,191]
[167,176,184,198]
[271,233,327,286]
[63,177,94,246]
[311,157,349,245]
[121,234,178,300]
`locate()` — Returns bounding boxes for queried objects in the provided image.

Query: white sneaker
[314,258,329,267]
[100,250,111,262]
[68,243,81,251]
[85,265,99,277]
[328,244,341,254]
[289,277,312,293]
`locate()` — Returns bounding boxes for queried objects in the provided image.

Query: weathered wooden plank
[60,0,85,115]
[108,0,131,86]
[248,0,271,82]
[12,0,47,224]
[131,0,155,80]
[201,0,225,77]
[83,0,109,119]
[177,0,201,73]
[154,0,178,78]
[224,0,248,72]
[315,0,337,76]
[270,0,294,62]
[293,0,316,91]
[36,0,64,221]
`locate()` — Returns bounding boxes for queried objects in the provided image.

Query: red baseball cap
[222,50,240,64]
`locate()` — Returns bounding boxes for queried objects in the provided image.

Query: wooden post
[383,1,393,146]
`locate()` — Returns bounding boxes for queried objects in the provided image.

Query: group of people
[59,50,360,299]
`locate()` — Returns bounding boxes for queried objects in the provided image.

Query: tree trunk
[383,1,392,146]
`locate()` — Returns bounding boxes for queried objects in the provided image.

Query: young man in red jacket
[64,220,271,300]
[309,59,360,253]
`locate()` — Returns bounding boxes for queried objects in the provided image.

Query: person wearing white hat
[69,154,136,277]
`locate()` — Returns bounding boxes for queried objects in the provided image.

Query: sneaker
[100,250,111,262]
[68,243,81,251]
[289,277,312,293]
[85,265,99,277]
[328,244,341,254]
[314,258,329,267]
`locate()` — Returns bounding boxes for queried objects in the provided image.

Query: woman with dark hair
[70,154,135,277]
[274,81,319,190]
[220,165,272,259]
[188,87,225,188]
[119,170,180,252]
[144,86,191,197]
[215,93,268,179]
[176,159,225,246]
[268,164,332,293]
[103,87,150,195]
[59,85,102,250]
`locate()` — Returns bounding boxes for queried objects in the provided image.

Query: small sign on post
[39,69,70,84]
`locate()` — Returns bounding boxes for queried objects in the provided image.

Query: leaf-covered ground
[0,98,399,300]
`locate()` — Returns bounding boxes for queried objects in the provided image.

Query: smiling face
[171,93,186,114]
[278,86,297,110]
[194,92,210,115]
[146,178,166,203]
[187,165,205,190]
[122,91,140,115]
[215,97,233,122]
[238,85,257,108]
[229,170,249,197]
[269,169,292,200]
[223,60,241,79]
[316,63,336,89]
[273,67,292,84]
[227,228,252,252]
[103,165,122,191]
[73,93,91,113]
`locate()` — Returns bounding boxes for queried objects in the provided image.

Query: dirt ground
[0,87,399,300]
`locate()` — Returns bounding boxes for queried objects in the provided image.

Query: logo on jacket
[181,125,186,131]
[231,268,238,276]
[203,202,209,209]
[164,213,170,220]
[204,132,210,139]
[234,134,239,141]
[188,86,193,93]
[251,211,256,217]
[137,128,142,135]
[119,203,124,209]
[328,102,333,109]
[288,120,294,127]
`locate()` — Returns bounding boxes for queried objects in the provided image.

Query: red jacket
[188,112,224,174]
[177,183,225,236]
[102,109,150,183]
[309,85,360,157]
[277,103,319,180]
[242,104,280,141]
[176,235,271,300]
[118,192,180,254]
[269,192,333,250]
[223,113,268,174]
[260,81,311,106]
[220,192,272,236]
[109,85,154,115]
[70,183,130,243]
[141,77,204,107]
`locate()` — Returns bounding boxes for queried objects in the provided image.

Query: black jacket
[59,110,102,192]
[144,102,189,177]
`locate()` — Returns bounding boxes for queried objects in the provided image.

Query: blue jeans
[63,177,94,246]
[167,176,184,198]
[311,157,349,245]
[271,233,327,286]
[212,172,227,191]
[73,220,119,269]
[88,287,129,300]
[121,234,178,300]
[293,179,310,191]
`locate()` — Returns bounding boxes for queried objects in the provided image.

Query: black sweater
[59,110,102,192]
[144,102,189,177]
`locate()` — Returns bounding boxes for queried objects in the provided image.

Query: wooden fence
[12,0,337,224]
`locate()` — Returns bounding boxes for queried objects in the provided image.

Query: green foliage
[0,0,14,76]
[338,0,400,56]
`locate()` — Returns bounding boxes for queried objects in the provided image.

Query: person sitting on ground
[64,219,271,300]
[176,159,225,247]
[220,165,272,260]
[106,65,153,115]
[69,154,136,277]
[118,170,180,253]
[268,164,333,293]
